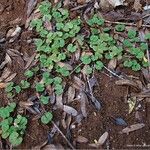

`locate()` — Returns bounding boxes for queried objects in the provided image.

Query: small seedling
[40,95,49,105]
[35,83,45,92]
[41,112,53,124]
[0,103,28,147]
[24,70,34,78]
[20,80,30,89]
[115,24,125,32]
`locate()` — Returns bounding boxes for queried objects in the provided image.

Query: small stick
[70,63,83,75]
[105,20,150,28]
[103,66,124,79]
[52,121,75,149]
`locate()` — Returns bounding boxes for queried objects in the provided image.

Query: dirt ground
[0,0,150,149]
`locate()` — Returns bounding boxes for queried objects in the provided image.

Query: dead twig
[104,66,124,79]
[52,121,75,149]
[105,20,150,28]
[70,63,82,75]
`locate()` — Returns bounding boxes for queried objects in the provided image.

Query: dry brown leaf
[0,68,11,82]
[57,62,73,70]
[108,59,117,70]
[133,0,142,12]
[19,101,34,107]
[76,136,88,143]
[44,21,52,31]
[63,105,78,116]
[77,0,86,4]
[73,76,85,90]
[25,53,36,69]
[56,94,63,108]
[27,0,37,17]
[0,83,7,88]
[4,73,17,82]
[25,9,41,28]
[119,123,145,134]
[100,0,125,11]
[67,86,75,103]
[80,92,88,117]
[115,79,142,92]
[142,68,150,83]
[98,132,109,145]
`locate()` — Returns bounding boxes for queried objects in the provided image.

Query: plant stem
[103,66,124,79]
[52,121,75,149]
[105,20,150,28]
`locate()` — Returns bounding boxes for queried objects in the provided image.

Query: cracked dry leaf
[4,73,17,82]
[119,123,145,134]
[128,97,136,114]
[133,0,142,12]
[0,68,11,82]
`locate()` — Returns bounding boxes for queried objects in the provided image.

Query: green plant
[115,24,125,32]
[24,70,34,78]
[67,44,77,53]
[145,33,150,40]
[0,103,28,147]
[41,112,53,124]
[123,59,141,71]
[20,80,30,89]
[128,29,137,39]
[35,83,45,92]
[40,95,49,104]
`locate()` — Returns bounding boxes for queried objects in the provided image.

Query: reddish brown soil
[0,0,150,149]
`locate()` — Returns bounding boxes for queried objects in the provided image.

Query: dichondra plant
[0,103,28,147]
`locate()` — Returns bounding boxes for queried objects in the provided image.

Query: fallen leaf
[0,68,11,82]
[67,86,75,103]
[108,59,117,70]
[142,68,150,83]
[27,0,37,17]
[25,53,36,69]
[133,0,142,12]
[0,83,7,88]
[115,79,142,92]
[75,114,84,123]
[57,62,73,70]
[63,105,78,116]
[72,76,85,90]
[114,117,127,126]
[86,93,102,110]
[4,73,17,82]
[56,94,63,108]
[128,97,136,114]
[19,101,34,107]
[79,92,88,117]
[76,136,88,143]
[77,0,86,4]
[97,131,109,145]
[119,123,145,134]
